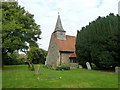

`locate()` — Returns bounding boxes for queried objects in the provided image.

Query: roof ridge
[52,33,76,52]
[66,35,76,37]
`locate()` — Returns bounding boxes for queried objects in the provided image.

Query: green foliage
[56,65,70,70]
[27,47,47,64]
[4,52,22,65]
[76,13,120,69]
[16,54,27,63]
[2,2,41,65]
[43,64,52,69]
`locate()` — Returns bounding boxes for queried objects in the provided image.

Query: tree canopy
[2,2,41,53]
[0,2,41,64]
[76,13,120,69]
[2,2,41,65]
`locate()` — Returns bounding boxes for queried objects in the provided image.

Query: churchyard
[0,69,2,89]
[1,1,120,89]
[2,64,118,88]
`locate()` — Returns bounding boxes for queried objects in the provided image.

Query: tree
[76,13,120,69]
[2,2,41,65]
[16,54,27,63]
[4,52,21,65]
[27,47,47,64]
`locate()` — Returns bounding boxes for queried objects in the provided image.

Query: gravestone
[62,69,64,71]
[37,77,40,80]
[53,64,55,70]
[115,66,120,74]
[35,65,40,75]
[79,65,83,69]
[86,62,91,70]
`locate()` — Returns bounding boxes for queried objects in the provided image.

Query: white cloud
[18,0,119,51]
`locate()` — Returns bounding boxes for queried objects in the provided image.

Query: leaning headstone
[115,66,120,74]
[35,65,40,75]
[79,65,83,69]
[37,77,40,80]
[86,62,91,70]
[53,64,55,70]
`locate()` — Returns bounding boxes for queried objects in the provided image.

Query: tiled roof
[69,52,76,58]
[53,33,76,52]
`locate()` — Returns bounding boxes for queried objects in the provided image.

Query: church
[45,13,78,68]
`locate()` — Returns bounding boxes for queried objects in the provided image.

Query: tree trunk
[31,63,35,71]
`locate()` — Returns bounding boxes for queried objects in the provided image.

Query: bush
[4,52,22,65]
[27,47,47,64]
[43,64,52,69]
[56,65,70,70]
[17,54,27,64]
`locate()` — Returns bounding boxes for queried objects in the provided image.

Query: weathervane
[58,8,60,15]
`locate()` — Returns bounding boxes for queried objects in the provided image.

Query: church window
[70,58,77,63]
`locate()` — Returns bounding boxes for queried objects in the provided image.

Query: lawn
[0,69,2,89]
[2,64,118,88]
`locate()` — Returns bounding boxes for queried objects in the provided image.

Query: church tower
[53,13,66,40]
[46,13,78,68]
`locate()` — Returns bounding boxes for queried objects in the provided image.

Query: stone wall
[46,35,60,66]
[60,52,72,65]
[70,63,78,68]
[60,52,78,68]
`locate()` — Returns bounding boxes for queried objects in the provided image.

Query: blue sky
[96,0,103,8]
[18,0,119,52]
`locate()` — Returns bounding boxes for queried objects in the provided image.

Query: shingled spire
[54,12,66,40]
[54,12,64,32]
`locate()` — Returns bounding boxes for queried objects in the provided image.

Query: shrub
[56,65,70,70]
[43,65,47,68]
[43,64,52,69]
[17,54,27,64]
[27,47,47,64]
[4,52,22,65]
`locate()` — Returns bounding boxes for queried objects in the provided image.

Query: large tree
[2,2,41,65]
[76,13,120,69]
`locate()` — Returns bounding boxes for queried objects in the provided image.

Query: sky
[18,0,119,51]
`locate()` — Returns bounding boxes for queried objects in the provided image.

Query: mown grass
[2,64,118,88]
[0,69,2,89]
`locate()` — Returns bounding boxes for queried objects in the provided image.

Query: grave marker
[115,66,120,74]
[53,64,55,70]
[35,65,40,75]
[86,62,91,70]
[79,65,83,69]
